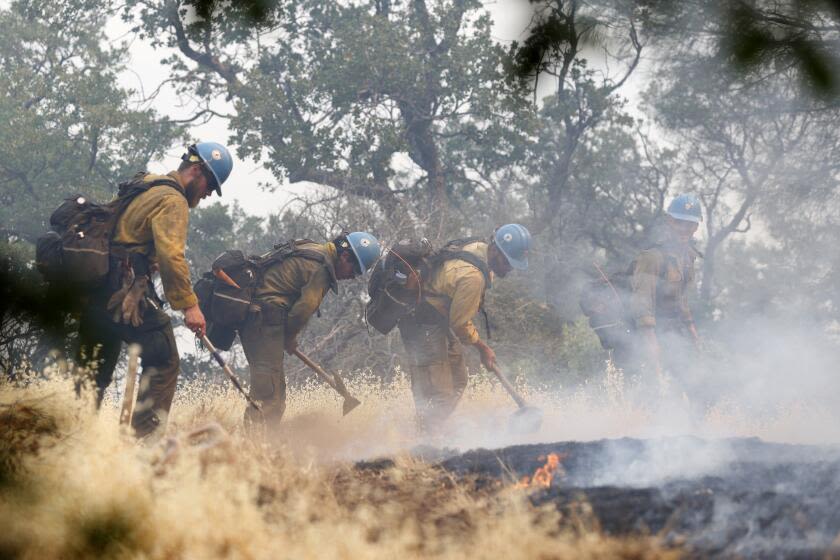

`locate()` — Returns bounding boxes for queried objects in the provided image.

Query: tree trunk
[700,237,718,311]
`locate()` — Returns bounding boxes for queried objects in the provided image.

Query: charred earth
[397,437,840,558]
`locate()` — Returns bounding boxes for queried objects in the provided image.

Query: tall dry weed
[0,369,681,559]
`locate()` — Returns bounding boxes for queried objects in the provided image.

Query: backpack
[579,247,694,351]
[35,173,182,289]
[365,238,434,335]
[194,239,336,349]
[365,237,491,335]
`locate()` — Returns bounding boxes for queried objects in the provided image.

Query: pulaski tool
[199,334,261,411]
[119,344,140,426]
[292,349,361,416]
[488,363,543,434]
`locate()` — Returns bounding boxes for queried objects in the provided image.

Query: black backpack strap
[289,249,338,293]
[147,177,184,196]
[110,175,186,234]
[437,250,492,287]
[109,175,187,266]
[257,241,339,293]
[116,172,185,199]
[442,237,484,250]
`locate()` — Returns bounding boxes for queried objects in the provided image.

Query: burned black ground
[403,437,840,558]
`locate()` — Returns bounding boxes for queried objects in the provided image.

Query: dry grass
[0,368,685,560]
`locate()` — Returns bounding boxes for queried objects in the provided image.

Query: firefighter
[241,232,381,425]
[75,142,233,439]
[629,193,702,380]
[399,224,531,431]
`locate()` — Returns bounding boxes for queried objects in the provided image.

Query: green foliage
[0,0,183,244]
[506,2,603,92]
[484,281,605,388]
[722,1,839,95]
[506,1,661,324]
[0,241,81,376]
[555,317,606,385]
[5,0,835,388]
[638,0,840,98]
[0,0,182,374]
[127,0,533,230]
[187,201,276,277]
[646,25,840,316]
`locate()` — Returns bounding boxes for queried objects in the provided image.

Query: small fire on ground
[514,453,566,489]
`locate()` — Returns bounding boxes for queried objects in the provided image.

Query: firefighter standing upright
[399,224,531,431]
[74,142,234,438]
[629,194,702,380]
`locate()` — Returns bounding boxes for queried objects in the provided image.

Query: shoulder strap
[256,240,338,293]
[108,175,187,248]
[258,239,327,266]
[111,174,184,218]
[148,177,183,194]
[436,249,492,287]
[442,236,484,250]
[116,176,183,199]
[293,248,338,293]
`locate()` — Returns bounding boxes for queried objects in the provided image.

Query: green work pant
[239,309,286,424]
[75,299,179,438]
[399,317,467,430]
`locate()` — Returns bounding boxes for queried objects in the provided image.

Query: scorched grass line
[0,373,678,560]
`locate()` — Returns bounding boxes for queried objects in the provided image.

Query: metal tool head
[509,405,544,435]
[342,395,362,416]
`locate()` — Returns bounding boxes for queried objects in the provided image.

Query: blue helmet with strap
[666,194,702,223]
[345,232,382,275]
[494,223,531,270]
[184,142,233,196]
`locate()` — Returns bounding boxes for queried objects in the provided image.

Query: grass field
[0,367,686,559]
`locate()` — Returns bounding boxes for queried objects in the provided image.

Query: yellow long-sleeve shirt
[112,172,197,311]
[424,241,489,345]
[629,244,696,329]
[254,241,338,339]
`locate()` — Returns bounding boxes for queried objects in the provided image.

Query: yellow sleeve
[449,269,485,344]
[285,266,331,339]
[149,193,197,310]
[630,251,660,328]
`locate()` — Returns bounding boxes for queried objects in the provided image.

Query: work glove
[121,276,149,327]
[107,267,135,323]
[284,336,298,354]
[474,340,497,370]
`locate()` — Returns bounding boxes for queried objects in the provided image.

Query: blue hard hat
[494,223,531,270]
[666,194,702,223]
[346,232,382,274]
[187,142,233,196]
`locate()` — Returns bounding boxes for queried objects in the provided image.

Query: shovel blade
[509,406,543,434]
[342,395,362,416]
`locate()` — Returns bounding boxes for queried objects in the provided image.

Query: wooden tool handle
[119,344,140,425]
[489,364,528,409]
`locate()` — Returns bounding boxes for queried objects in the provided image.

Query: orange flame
[514,453,565,489]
